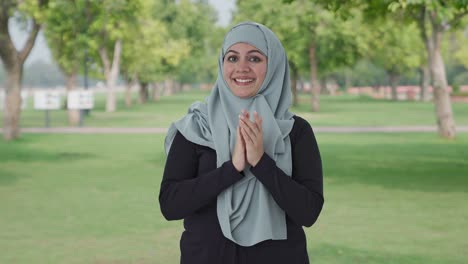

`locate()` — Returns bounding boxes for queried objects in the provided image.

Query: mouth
[233,78,255,85]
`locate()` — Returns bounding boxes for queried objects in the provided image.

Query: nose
[236,58,250,72]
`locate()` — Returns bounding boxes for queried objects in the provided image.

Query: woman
[159,21,324,264]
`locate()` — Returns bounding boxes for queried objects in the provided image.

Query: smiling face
[222,42,267,99]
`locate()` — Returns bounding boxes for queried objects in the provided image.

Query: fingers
[239,112,261,134]
[239,111,264,167]
[239,111,263,146]
[254,111,263,132]
[239,117,257,143]
[240,109,249,120]
[240,127,253,146]
[237,125,245,146]
[233,126,246,172]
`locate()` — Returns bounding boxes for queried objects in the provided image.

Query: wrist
[251,152,264,167]
[232,160,244,172]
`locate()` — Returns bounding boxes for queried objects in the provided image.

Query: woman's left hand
[239,111,264,167]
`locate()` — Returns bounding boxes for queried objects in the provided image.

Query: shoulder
[170,130,197,153]
[290,115,315,144]
[292,115,314,135]
[292,115,310,129]
[171,130,212,154]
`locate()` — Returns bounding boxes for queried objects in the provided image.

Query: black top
[159,116,324,264]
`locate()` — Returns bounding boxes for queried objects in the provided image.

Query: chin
[234,91,254,99]
[230,86,258,99]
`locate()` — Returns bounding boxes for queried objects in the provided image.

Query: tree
[44,0,89,125]
[120,0,190,105]
[0,0,49,140]
[366,19,422,100]
[310,0,468,138]
[158,0,222,88]
[408,1,465,138]
[102,1,138,112]
[81,0,142,112]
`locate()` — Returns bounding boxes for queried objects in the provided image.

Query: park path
[2,126,468,134]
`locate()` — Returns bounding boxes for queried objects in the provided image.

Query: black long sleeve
[159,131,244,220]
[250,118,324,227]
[158,116,324,264]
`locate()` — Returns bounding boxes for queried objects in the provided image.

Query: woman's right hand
[232,117,246,172]
[232,110,249,172]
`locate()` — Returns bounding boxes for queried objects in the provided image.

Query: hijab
[165,21,295,246]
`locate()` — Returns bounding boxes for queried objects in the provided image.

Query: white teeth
[235,79,253,83]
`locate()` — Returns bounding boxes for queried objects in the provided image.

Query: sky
[9,0,235,66]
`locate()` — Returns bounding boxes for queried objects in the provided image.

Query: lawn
[5,89,468,128]
[1,133,467,263]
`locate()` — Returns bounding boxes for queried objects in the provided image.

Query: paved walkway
[2,126,468,134]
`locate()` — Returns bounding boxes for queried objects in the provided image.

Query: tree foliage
[44,0,88,76]
[158,0,222,84]
[367,19,422,77]
[120,0,190,85]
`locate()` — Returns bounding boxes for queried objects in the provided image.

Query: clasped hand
[232,110,264,172]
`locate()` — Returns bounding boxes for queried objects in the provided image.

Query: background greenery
[3,90,468,128]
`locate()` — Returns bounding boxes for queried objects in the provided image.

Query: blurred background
[1,0,467,263]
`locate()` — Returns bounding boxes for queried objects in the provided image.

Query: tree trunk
[320,78,327,95]
[152,82,161,101]
[0,13,41,140]
[309,41,320,112]
[123,74,134,108]
[65,72,80,126]
[418,8,455,138]
[175,82,181,93]
[429,16,456,139]
[164,79,174,96]
[139,82,149,104]
[99,39,122,113]
[125,80,133,108]
[3,65,22,140]
[290,63,298,106]
[389,72,399,101]
[419,64,430,101]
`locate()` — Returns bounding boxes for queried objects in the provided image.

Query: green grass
[1,133,467,263]
[4,90,468,128]
[293,94,468,126]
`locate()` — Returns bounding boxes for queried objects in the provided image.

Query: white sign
[0,90,28,110]
[34,91,61,110]
[68,90,94,110]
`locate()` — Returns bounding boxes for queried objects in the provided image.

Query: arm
[250,122,324,227]
[159,131,244,220]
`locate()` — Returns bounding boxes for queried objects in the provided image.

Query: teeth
[235,79,253,83]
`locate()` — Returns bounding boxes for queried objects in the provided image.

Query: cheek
[222,64,231,81]
[258,66,267,83]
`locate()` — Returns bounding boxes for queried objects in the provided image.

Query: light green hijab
[165,21,295,246]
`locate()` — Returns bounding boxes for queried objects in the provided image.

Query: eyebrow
[225,50,265,55]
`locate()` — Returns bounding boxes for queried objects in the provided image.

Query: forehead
[225,43,266,56]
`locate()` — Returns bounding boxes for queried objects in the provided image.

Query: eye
[225,55,238,62]
[249,56,262,63]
